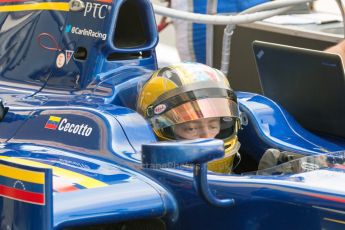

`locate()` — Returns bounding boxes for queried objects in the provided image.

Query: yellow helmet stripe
[0,156,107,188]
[0,2,70,12]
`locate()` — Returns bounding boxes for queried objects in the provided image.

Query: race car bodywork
[0,0,345,229]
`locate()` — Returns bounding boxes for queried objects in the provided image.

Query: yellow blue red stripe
[0,156,108,190]
[0,162,45,205]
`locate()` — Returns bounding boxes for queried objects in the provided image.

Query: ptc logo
[65,25,72,33]
[84,2,110,19]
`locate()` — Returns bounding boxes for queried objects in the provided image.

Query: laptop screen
[253,40,345,139]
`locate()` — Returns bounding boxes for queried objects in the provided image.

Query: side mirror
[142,138,235,207]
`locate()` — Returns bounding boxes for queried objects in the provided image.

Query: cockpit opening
[107,50,151,61]
[113,0,152,49]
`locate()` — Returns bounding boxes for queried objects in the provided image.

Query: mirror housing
[142,138,224,167]
[142,138,235,207]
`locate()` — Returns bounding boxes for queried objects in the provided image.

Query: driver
[137,62,241,173]
[172,117,221,139]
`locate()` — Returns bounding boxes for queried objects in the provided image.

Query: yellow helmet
[137,63,241,173]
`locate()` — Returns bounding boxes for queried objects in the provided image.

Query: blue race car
[0,0,345,229]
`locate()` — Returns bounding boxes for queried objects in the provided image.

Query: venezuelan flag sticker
[0,160,51,205]
[44,116,61,130]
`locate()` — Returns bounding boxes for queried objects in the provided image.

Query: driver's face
[173,117,221,139]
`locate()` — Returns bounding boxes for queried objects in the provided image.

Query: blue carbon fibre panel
[0,146,178,229]
[237,91,345,161]
[54,180,168,229]
[140,143,345,230]
[1,0,345,229]
[145,167,345,230]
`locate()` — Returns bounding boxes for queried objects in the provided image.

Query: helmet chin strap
[229,141,241,171]
[230,141,241,154]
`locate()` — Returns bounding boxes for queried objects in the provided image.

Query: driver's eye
[210,126,218,130]
[184,126,198,133]
[208,121,220,130]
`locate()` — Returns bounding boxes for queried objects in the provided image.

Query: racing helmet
[137,63,241,173]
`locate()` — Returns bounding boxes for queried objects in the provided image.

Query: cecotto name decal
[45,116,93,136]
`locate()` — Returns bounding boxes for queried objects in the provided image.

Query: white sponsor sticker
[65,50,74,64]
[56,53,65,68]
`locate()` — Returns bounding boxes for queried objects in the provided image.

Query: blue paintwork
[142,139,224,166]
[237,91,345,161]
[0,0,345,229]
[142,139,235,207]
[193,163,235,207]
